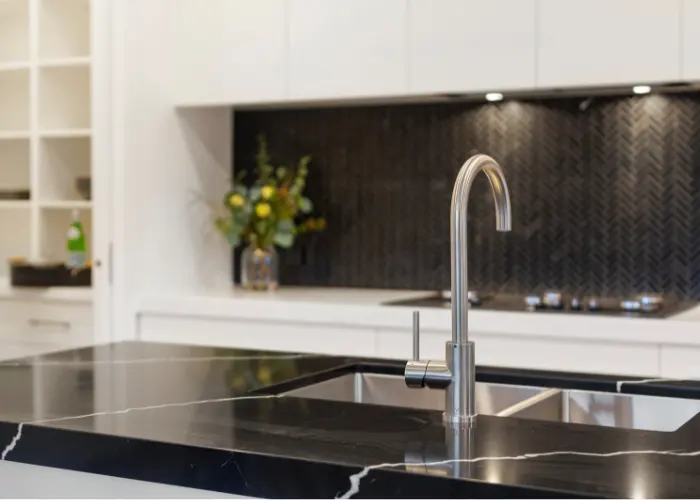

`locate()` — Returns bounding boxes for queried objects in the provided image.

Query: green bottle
[66,209,87,270]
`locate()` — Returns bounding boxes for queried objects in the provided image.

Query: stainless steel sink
[284,372,552,416]
[284,373,700,432]
[508,388,700,432]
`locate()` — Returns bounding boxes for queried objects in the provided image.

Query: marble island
[2,341,700,498]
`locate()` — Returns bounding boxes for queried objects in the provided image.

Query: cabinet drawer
[139,314,377,357]
[0,299,92,341]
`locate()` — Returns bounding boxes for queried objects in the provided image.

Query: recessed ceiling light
[485,92,504,102]
[633,85,651,95]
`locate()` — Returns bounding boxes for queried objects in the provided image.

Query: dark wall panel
[233,94,700,298]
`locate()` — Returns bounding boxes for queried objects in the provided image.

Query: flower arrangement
[215,135,326,252]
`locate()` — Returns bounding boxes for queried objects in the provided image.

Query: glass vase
[240,245,279,291]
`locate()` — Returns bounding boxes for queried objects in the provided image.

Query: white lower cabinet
[139,314,376,357]
[660,345,700,379]
[141,313,663,378]
[376,328,661,377]
[471,334,659,377]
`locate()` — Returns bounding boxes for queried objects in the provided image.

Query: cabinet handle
[27,319,71,329]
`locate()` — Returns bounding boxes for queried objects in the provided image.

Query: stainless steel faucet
[405,154,512,426]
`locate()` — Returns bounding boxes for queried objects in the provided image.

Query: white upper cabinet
[172,0,286,105]
[682,0,700,79]
[287,0,407,101]
[408,0,536,94]
[537,0,682,88]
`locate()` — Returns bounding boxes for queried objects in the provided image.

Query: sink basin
[283,372,552,416]
[284,372,700,432]
[508,388,700,432]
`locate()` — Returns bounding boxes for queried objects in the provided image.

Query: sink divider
[497,388,563,417]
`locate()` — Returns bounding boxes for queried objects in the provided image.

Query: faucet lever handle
[412,310,420,360]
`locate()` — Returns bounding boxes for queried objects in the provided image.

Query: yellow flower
[228,194,245,208]
[255,202,271,218]
[261,186,276,200]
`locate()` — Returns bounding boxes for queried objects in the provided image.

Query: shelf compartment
[39,0,90,60]
[39,206,92,262]
[0,208,31,278]
[0,69,30,131]
[39,65,91,130]
[0,0,29,64]
[38,136,90,202]
[0,138,30,197]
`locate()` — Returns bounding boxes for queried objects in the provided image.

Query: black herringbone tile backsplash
[233,94,700,298]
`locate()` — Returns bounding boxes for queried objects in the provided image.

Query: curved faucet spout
[450,154,512,345]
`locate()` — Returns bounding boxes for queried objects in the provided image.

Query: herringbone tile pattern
[234,93,700,298]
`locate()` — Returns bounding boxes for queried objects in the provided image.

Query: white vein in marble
[338,449,700,498]
[615,377,683,392]
[0,393,283,461]
[1,424,23,461]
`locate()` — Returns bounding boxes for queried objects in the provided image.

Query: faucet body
[405,154,511,426]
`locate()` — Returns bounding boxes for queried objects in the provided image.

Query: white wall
[112,0,232,340]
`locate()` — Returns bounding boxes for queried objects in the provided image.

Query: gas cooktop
[383,290,696,319]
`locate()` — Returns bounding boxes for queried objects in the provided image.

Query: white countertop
[138,286,700,346]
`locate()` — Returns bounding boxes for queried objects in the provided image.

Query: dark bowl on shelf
[76,177,91,200]
[0,190,30,200]
[10,261,91,287]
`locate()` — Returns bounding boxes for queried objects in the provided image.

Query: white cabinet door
[287,0,407,100]
[538,0,682,87]
[172,0,286,104]
[408,0,536,93]
[682,0,700,79]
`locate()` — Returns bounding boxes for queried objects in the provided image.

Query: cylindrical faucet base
[444,341,477,427]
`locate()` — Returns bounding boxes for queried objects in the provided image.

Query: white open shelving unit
[0,0,92,279]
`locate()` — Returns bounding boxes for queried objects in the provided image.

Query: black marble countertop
[2,341,700,498]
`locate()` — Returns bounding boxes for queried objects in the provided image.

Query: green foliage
[273,232,294,248]
[298,197,313,214]
[212,135,327,251]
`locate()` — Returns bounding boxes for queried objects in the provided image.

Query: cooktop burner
[383,291,696,319]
